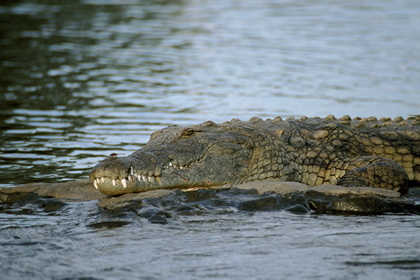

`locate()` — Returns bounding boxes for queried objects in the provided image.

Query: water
[0,0,419,279]
[1,197,420,280]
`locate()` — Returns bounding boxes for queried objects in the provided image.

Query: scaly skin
[89,115,420,195]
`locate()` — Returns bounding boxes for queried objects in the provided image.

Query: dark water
[2,199,420,280]
[0,0,419,279]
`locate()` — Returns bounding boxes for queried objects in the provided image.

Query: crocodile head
[89,121,256,195]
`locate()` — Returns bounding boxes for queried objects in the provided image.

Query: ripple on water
[1,0,419,186]
[0,1,419,278]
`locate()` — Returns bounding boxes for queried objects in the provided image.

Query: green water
[0,0,419,279]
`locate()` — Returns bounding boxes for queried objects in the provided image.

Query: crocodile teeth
[166,159,201,170]
[155,176,162,186]
[130,167,134,176]
[94,175,165,187]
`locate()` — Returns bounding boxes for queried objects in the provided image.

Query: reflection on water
[0,1,419,278]
[1,197,419,280]
[0,0,419,187]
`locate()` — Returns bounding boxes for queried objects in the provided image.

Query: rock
[306,184,401,198]
[230,182,419,214]
[306,192,419,214]
[138,206,172,224]
[230,181,401,198]
[0,180,418,216]
[228,181,312,195]
[0,179,107,202]
[237,195,278,211]
[96,189,178,211]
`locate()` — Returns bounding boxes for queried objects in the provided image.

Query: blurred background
[1,0,419,186]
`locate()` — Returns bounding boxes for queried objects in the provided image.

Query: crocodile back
[239,115,419,184]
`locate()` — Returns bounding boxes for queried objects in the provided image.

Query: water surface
[0,0,419,279]
[0,0,419,186]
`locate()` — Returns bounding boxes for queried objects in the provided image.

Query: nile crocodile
[90,115,420,196]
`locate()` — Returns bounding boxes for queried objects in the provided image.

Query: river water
[0,0,419,279]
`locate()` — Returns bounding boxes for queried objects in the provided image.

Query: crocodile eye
[181,128,195,137]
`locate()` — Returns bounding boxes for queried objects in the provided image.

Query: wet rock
[231,182,418,214]
[147,215,169,224]
[37,197,67,213]
[97,189,181,211]
[281,192,311,214]
[285,204,311,214]
[0,191,37,205]
[306,191,420,215]
[407,186,420,205]
[0,191,67,215]
[183,188,219,201]
[229,181,312,194]
[179,188,311,213]
[142,190,187,209]
[0,179,105,215]
[171,204,199,215]
[0,179,107,203]
[171,188,236,214]
[306,184,401,198]
[138,206,171,224]
[0,180,418,216]
[194,197,235,210]
[237,195,278,211]
[231,181,401,198]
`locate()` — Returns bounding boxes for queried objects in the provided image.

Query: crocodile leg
[332,156,409,192]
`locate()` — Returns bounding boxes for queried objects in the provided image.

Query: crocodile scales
[90,115,420,196]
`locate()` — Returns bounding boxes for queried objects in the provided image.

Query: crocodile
[89,115,420,196]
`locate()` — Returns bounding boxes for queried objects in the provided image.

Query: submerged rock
[231,182,418,214]
[0,180,418,217]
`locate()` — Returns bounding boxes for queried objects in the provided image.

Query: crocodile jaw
[89,142,254,195]
[90,155,230,195]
